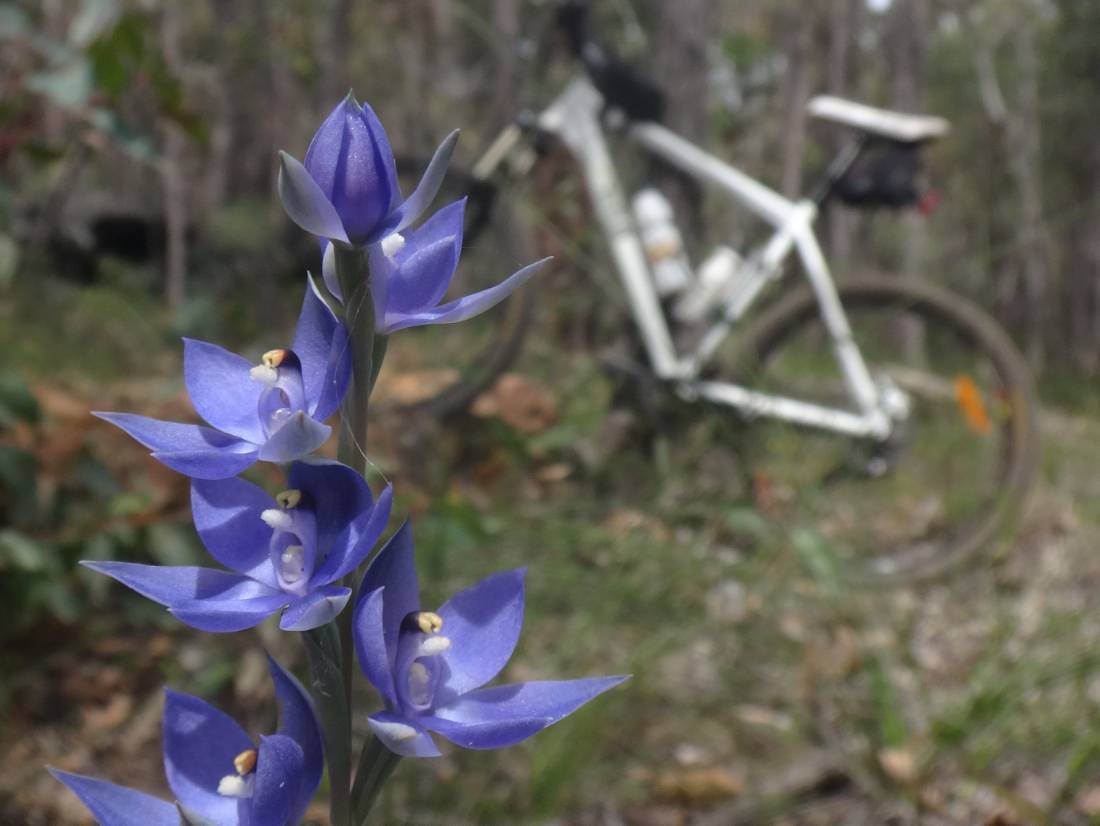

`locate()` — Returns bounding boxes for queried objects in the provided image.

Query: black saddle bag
[835,141,925,209]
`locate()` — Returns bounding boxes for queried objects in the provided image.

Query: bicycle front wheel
[732,275,1039,584]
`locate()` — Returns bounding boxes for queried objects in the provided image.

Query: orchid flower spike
[95,278,349,480]
[50,655,323,826]
[353,521,628,757]
[82,460,391,632]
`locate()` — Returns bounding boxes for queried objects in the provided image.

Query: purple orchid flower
[352,521,628,757]
[95,278,350,480]
[278,94,547,334]
[82,460,392,632]
[50,655,323,826]
[278,93,458,248]
[323,197,547,335]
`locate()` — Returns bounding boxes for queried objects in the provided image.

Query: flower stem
[368,333,388,397]
[333,243,375,477]
[302,623,352,826]
[350,735,402,824]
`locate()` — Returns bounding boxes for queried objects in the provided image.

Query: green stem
[318,244,396,825]
[350,736,402,824]
[334,243,375,477]
[302,624,351,826]
[368,333,388,397]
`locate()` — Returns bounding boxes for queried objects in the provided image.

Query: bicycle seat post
[808,133,870,207]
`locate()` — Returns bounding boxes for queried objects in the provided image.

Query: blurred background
[3,0,1100,823]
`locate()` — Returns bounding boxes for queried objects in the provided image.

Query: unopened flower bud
[304,95,400,244]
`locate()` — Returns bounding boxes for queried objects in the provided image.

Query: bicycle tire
[371,157,535,419]
[728,275,1040,585]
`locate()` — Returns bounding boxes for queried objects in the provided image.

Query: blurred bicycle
[385,1,1039,584]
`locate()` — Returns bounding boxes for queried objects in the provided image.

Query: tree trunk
[487,0,520,136]
[779,7,815,199]
[654,0,718,246]
[160,2,188,313]
[824,0,860,269]
[887,0,929,358]
[971,8,1051,367]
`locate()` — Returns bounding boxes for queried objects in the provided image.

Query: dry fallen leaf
[536,461,573,483]
[878,747,917,785]
[373,368,461,407]
[81,694,133,733]
[1075,784,1100,816]
[655,766,744,804]
[470,373,558,433]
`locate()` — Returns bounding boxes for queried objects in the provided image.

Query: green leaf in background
[0,374,40,426]
[791,528,841,596]
[86,11,146,97]
[0,529,51,572]
[0,445,38,527]
[869,653,910,749]
[0,233,19,289]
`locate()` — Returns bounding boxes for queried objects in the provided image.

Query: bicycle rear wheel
[729,275,1039,584]
[370,158,534,418]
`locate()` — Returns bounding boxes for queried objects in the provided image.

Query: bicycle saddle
[807,95,949,144]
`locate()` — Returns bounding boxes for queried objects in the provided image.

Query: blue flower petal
[381,257,548,334]
[191,477,279,589]
[384,200,464,316]
[163,688,254,823]
[95,412,258,480]
[267,655,325,824]
[169,593,291,632]
[354,586,397,707]
[288,459,372,554]
[255,410,331,463]
[321,241,342,302]
[80,561,279,607]
[279,584,352,631]
[48,770,178,826]
[389,130,460,234]
[93,412,211,455]
[155,448,259,480]
[311,483,393,586]
[250,734,306,826]
[359,520,421,667]
[278,150,349,243]
[426,676,629,750]
[434,568,526,698]
[292,277,350,421]
[182,338,265,442]
[367,711,442,757]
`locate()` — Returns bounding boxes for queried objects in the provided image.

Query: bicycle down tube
[537,75,893,440]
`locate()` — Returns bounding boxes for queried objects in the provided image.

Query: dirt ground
[3,374,1099,825]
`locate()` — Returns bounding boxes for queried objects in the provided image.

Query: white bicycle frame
[481,75,901,440]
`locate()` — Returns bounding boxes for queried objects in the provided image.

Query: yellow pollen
[262,349,288,368]
[415,611,444,634]
[233,748,257,776]
[276,489,302,509]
